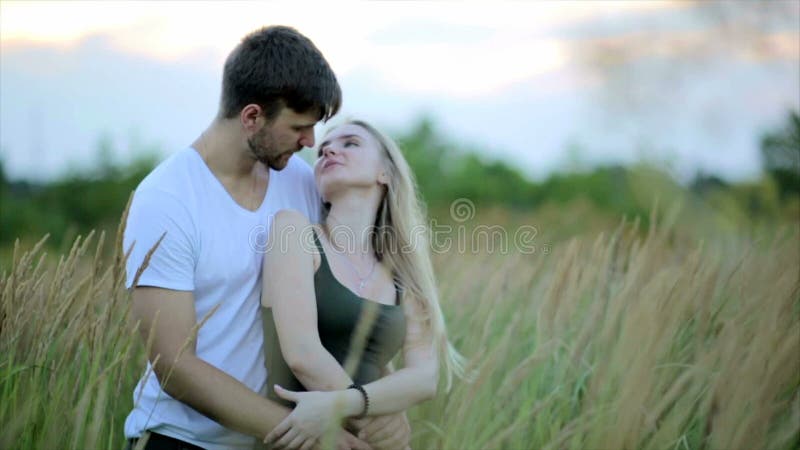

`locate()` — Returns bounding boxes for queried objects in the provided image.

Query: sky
[1,0,798,183]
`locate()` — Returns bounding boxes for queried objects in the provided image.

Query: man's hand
[351,412,411,450]
[336,431,374,450]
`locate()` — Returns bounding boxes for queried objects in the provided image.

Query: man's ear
[240,104,263,132]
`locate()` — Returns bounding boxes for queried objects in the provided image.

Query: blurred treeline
[0,139,161,255]
[1,110,798,253]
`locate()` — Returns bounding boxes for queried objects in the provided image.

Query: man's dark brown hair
[220,26,341,122]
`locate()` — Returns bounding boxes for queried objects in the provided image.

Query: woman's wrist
[344,385,368,417]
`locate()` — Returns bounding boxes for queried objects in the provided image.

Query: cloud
[0,33,221,179]
[1,1,675,99]
[1,1,797,182]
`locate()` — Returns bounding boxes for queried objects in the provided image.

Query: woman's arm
[269,292,439,418]
[350,361,412,450]
[262,209,355,392]
[341,294,439,416]
[263,210,413,450]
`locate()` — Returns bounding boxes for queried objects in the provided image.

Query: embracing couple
[123,26,467,450]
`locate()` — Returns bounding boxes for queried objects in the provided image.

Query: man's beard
[247,129,292,170]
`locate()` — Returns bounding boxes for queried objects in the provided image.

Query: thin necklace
[324,214,377,294]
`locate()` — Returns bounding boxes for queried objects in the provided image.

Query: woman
[259,120,467,449]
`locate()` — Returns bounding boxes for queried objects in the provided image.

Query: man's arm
[125,191,368,449]
[126,191,287,437]
[131,286,290,439]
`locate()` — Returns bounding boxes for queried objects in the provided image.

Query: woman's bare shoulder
[272,208,312,229]
[267,210,321,271]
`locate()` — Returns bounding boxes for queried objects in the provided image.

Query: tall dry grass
[1,215,142,449]
[1,207,798,449]
[419,211,799,450]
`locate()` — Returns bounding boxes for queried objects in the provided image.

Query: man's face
[248,107,318,170]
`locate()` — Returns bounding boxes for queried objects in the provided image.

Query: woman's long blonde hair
[321,119,469,391]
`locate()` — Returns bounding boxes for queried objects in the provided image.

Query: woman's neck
[324,192,382,257]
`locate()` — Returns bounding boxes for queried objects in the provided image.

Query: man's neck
[192,119,256,180]
[192,119,269,212]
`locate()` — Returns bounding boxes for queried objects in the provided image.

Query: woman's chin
[318,175,346,194]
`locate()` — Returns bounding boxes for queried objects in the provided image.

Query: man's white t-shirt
[123,147,320,449]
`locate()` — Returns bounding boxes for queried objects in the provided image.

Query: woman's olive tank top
[261,228,406,407]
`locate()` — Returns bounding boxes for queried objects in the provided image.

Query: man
[124,26,410,450]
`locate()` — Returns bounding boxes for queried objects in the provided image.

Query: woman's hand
[264,385,346,450]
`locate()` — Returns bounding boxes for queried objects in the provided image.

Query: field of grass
[1,204,798,450]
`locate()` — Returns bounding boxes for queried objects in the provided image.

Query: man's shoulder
[130,148,201,216]
[274,155,320,222]
[136,148,200,196]
[282,154,315,179]
[281,155,314,181]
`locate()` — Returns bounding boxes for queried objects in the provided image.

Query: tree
[760,110,800,200]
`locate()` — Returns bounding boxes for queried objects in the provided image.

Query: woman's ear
[377,171,389,186]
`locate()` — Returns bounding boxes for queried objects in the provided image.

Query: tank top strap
[392,279,404,306]
[311,227,331,273]
[311,226,323,252]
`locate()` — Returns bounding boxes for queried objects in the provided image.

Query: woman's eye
[344,141,357,148]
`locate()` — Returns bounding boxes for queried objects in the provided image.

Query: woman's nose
[322,144,337,157]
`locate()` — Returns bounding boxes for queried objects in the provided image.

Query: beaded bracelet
[347,384,369,418]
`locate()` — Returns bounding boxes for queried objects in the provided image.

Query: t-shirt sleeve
[123,188,197,291]
[294,157,322,224]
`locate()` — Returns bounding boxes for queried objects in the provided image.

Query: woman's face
[314,123,388,202]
